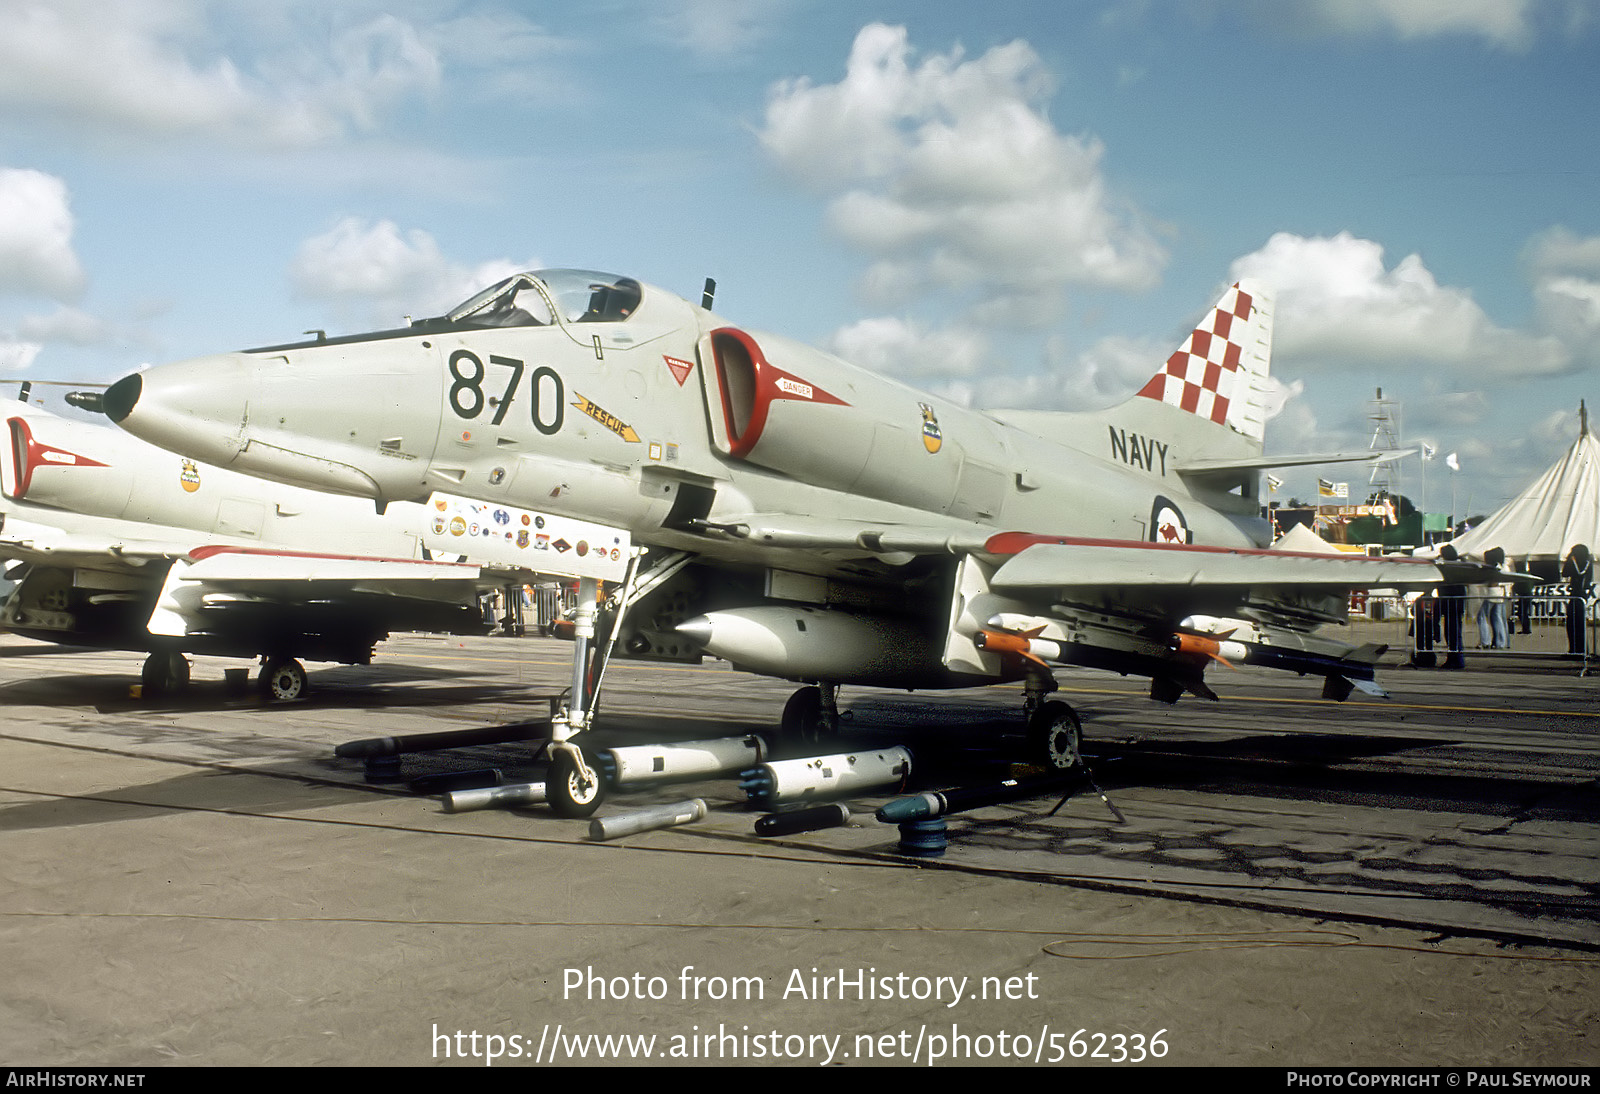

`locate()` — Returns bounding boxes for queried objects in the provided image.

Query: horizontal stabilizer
[1175,448,1417,476]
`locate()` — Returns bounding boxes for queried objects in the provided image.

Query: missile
[973,627,1065,669]
[335,722,546,758]
[1169,631,1381,686]
[598,735,769,787]
[740,747,912,807]
[876,772,1076,823]
[443,781,547,813]
[588,799,707,841]
[753,803,851,837]
[1170,631,1247,668]
[677,607,944,687]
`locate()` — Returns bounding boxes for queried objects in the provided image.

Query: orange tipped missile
[974,627,1059,669]
[1171,631,1245,669]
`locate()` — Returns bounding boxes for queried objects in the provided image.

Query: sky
[1,0,1598,521]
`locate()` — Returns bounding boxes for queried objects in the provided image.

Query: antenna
[701,278,716,310]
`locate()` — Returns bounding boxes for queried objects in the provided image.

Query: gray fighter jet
[104,270,1436,813]
[2,396,526,699]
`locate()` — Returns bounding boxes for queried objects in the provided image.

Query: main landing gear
[137,651,311,702]
[777,674,1083,773]
[140,651,190,697]
[259,656,308,702]
[1024,672,1082,773]
[779,683,839,751]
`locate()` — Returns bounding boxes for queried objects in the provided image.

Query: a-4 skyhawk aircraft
[104,268,1438,814]
[1,393,541,699]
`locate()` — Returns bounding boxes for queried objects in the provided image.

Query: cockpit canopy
[442,269,643,330]
[245,269,651,354]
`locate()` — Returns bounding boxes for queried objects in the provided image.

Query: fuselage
[105,269,1268,583]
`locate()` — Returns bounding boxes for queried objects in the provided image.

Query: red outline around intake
[4,416,109,500]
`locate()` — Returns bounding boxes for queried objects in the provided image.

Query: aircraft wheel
[140,651,190,697]
[260,657,308,702]
[548,746,606,818]
[1028,700,1082,771]
[780,686,825,751]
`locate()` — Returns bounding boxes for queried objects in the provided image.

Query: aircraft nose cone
[106,354,254,467]
[103,373,142,423]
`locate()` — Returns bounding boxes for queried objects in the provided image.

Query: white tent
[1452,404,1600,563]
[1271,522,1356,554]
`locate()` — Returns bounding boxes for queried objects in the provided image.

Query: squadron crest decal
[919,403,942,454]
[179,459,202,493]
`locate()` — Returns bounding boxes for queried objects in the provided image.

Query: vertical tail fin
[1132,280,1273,448]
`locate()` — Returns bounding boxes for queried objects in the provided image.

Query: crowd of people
[1409,544,1593,668]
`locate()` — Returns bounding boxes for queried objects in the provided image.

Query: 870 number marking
[448,350,563,436]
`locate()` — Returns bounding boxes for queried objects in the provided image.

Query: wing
[955,533,1440,702]
[145,545,517,646]
[2,524,519,663]
[1,511,191,571]
[663,511,1438,702]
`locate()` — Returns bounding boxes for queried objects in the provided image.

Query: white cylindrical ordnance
[742,747,912,806]
[443,781,548,813]
[588,799,707,841]
[601,735,768,786]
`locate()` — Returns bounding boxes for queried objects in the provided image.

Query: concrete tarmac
[0,632,1595,1067]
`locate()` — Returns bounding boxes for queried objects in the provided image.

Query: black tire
[140,651,190,697]
[1028,699,1082,771]
[548,747,606,818]
[259,657,308,702]
[780,686,825,751]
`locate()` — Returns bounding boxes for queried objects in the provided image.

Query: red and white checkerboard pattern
[1135,283,1257,429]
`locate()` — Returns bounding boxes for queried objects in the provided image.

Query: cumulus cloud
[16,306,113,345]
[1282,0,1544,50]
[1042,333,1165,409]
[0,167,85,300]
[1524,226,1600,277]
[0,340,42,372]
[0,1,441,147]
[759,24,1166,313]
[290,216,533,329]
[826,316,988,379]
[1525,227,1600,367]
[648,0,791,59]
[1230,231,1568,376]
